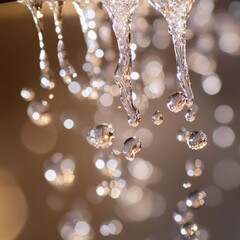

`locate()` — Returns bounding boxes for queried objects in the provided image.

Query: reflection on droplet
[167,92,186,113]
[152,111,164,125]
[213,159,240,190]
[185,190,206,209]
[180,222,198,237]
[20,87,35,101]
[173,210,193,225]
[185,109,196,122]
[214,105,234,124]
[212,126,235,148]
[123,137,142,161]
[0,169,28,240]
[27,101,52,126]
[177,128,190,142]
[187,131,208,150]
[44,153,76,190]
[87,123,115,149]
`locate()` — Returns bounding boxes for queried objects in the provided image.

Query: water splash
[18,0,55,90]
[47,0,78,84]
[148,0,195,107]
[102,0,141,127]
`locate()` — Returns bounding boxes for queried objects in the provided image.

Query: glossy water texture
[167,92,186,113]
[123,136,142,161]
[152,110,164,125]
[102,0,141,126]
[185,108,196,122]
[187,130,208,150]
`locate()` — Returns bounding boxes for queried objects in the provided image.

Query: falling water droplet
[148,0,195,106]
[123,137,142,161]
[152,111,164,125]
[186,190,206,209]
[173,210,194,225]
[176,127,190,142]
[180,222,198,237]
[102,0,141,126]
[87,124,115,149]
[18,0,55,90]
[44,153,76,189]
[27,101,52,126]
[187,131,208,150]
[20,87,35,101]
[47,0,79,84]
[185,108,196,122]
[167,92,186,113]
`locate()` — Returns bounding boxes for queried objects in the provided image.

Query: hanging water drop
[123,136,142,161]
[177,127,190,142]
[187,131,208,150]
[102,0,141,127]
[186,190,206,209]
[148,0,195,106]
[167,92,186,113]
[47,0,79,84]
[27,101,52,126]
[152,110,164,125]
[20,87,35,101]
[87,124,115,149]
[185,108,196,122]
[44,153,76,189]
[180,222,198,237]
[18,0,55,90]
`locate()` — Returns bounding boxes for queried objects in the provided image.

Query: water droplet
[187,131,208,150]
[20,88,35,101]
[173,210,194,225]
[181,222,198,237]
[123,137,142,161]
[185,190,206,209]
[44,153,76,189]
[177,127,191,142]
[100,219,123,236]
[87,124,115,149]
[185,108,196,122]
[152,111,164,125]
[27,101,52,126]
[167,92,186,113]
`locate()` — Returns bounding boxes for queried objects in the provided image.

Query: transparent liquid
[123,136,142,161]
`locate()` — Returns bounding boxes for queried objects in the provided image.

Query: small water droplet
[176,127,190,142]
[87,124,115,149]
[173,210,194,225]
[123,137,142,161]
[20,87,35,101]
[185,108,196,122]
[167,92,186,113]
[27,101,52,126]
[187,131,208,150]
[181,222,198,237]
[152,111,164,125]
[44,153,76,189]
[186,190,206,209]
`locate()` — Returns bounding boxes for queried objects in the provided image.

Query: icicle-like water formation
[47,0,79,84]
[102,0,141,127]
[18,0,55,90]
[148,0,195,107]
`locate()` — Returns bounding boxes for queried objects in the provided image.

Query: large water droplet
[152,111,164,125]
[185,108,196,122]
[167,92,186,113]
[186,190,206,209]
[87,124,115,149]
[27,101,52,126]
[180,222,198,237]
[44,153,76,190]
[187,131,208,150]
[123,137,142,161]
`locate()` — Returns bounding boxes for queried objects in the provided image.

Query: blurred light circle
[0,170,28,240]
[213,160,240,190]
[20,120,57,154]
[204,185,223,207]
[212,126,235,148]
[214,105,234,124]
[202,75,222,95]
[219,32,240,54]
